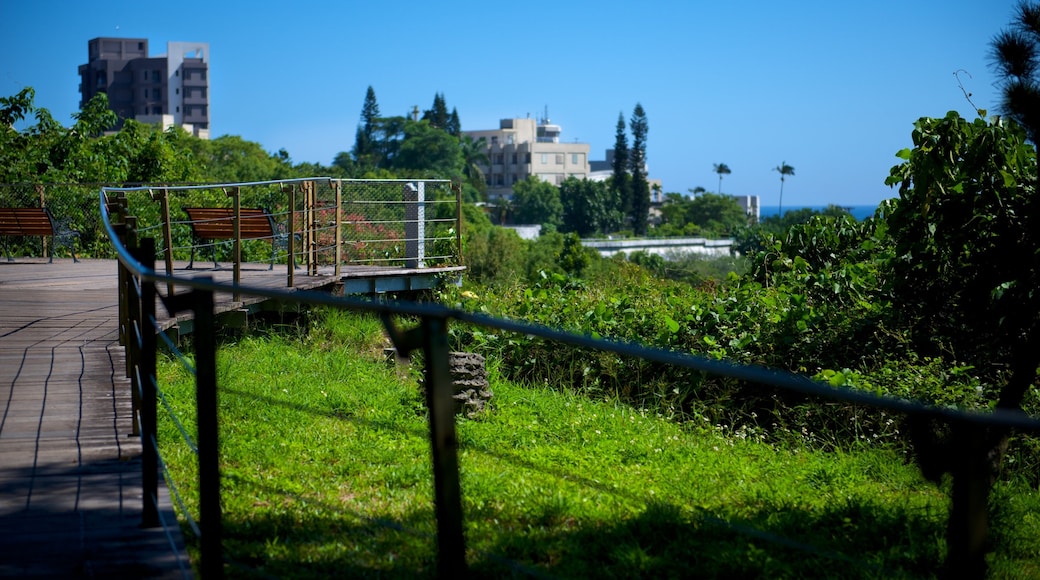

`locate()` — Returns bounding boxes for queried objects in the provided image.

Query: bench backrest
[183,207,275,240]
[0,208,55,237]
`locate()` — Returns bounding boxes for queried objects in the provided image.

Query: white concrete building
[463,115,590,201]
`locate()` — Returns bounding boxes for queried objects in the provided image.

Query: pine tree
[991,1,1040,143]
[447,108,461,137]
[353,86,380,167]
[611,112,632,219]
[422,93,450,130]
[629,103,650,236]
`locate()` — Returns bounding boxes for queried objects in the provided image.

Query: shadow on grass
[208,469,946,579]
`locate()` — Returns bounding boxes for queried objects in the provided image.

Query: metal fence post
[405,182,425,268]
[422,315,466,576]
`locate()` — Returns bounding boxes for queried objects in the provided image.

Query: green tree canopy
[560,177,623,237]
[393,119,463,177]
[511,176,563,228]
[885,110,1039,574]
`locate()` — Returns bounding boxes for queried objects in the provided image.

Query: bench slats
[183,208,275,240]
[0,207,80,263]
[0,208,55,237]
[183,207,280,270]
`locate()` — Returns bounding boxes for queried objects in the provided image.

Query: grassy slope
[157,311,1040,579]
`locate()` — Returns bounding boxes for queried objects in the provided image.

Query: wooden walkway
[0,258,191,577]
[0,257,464,577]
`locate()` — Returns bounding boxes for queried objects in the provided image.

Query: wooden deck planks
[0,256,464,577]
[0,259,190,578]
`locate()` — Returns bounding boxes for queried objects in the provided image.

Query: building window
[491,136,498,145]
[176,106,180,113]
[541,153,549,164]
[507,135,514,145]
[525,153,532,164]
[571,153,582,165]
[152,70,160,82]
[493,154,504,165]
[496,174,504,186]
[511,153,517,164]
[555,154,564,165]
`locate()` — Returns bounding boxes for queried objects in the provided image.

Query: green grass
[157,310,1040,578]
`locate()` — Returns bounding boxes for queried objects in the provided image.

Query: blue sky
[1,0,1021,206]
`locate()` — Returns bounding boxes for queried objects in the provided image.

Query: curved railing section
[101,179,1040,578]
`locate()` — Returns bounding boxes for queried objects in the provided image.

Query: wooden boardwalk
[0,258,191,577]
[0,257,464,577]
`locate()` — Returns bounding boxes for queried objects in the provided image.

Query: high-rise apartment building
[463,115,590,201]
[78,37,210,138]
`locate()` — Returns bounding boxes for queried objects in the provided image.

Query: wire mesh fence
[2,179,461,270]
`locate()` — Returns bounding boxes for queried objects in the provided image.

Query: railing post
[134,237,160,528]
[943,420,992,579]
[228,187,241,302]
[333,180,342,278]
[195,284,223,578]
[422,315,466,576]
[454,182,463,266]
[405,181,425,268]
[287,184,296,287]
[305,180,317,275]
[165,281,223,577]
[124,215,141,437]
[151,187,176,298]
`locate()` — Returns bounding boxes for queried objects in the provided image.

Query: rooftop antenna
[541,105,550,124]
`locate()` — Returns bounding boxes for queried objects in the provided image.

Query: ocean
[758,205,879,221]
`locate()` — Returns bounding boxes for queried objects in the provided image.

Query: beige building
[464,116,590,201]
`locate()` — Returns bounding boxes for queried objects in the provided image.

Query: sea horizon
[758,204,879,221]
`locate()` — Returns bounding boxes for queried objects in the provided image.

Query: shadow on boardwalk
[0,259,191,578]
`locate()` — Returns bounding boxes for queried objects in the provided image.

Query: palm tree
[713,163,731,194]
[773,161,795,218]
[688,186,707,197]
[990,1,1040,144]
[460,136,489,195]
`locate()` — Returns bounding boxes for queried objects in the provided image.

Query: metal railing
[102,179,1040,578]
[1,179,463,273]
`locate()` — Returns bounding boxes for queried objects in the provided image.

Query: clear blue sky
[1,0,1021,206]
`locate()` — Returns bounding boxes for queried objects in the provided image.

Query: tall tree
[611,112,632,218]
[629,103,650,236]
[353,86,380,168]
[991,1,1040,144]
[422,93,450,131]
[773,161,795,218]
[447,108,461,137]
[713,162,731,194]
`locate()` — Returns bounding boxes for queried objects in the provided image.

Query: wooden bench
[0,207,80,263]
[183,207,280,269]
